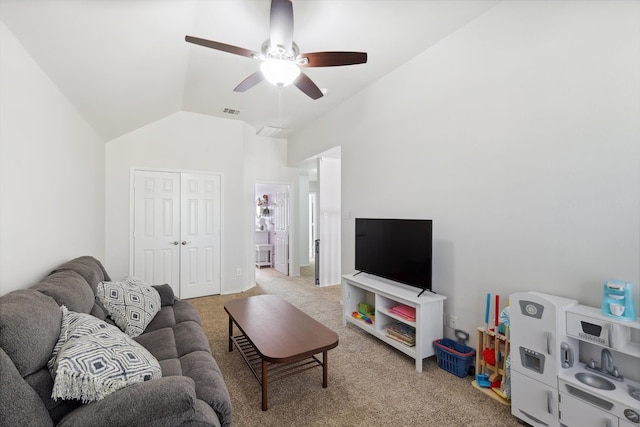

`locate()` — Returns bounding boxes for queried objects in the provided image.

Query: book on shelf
[386,332,415,347]
[388,304,416,321]
[384,322,416,346]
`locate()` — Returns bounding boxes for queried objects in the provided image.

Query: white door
[273,190,289,275]
[133,171,181,294]
[133,170,221,298]
[180,173,221,298]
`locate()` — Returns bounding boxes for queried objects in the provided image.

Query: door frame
[254,180,294,276]
[129,167,225,287]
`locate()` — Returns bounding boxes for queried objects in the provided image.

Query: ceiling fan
[185,0,367,100]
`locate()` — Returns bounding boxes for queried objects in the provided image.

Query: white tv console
[342,273,446,372]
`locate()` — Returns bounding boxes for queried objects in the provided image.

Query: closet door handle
[170,241,179,245]
[181,241,192,245]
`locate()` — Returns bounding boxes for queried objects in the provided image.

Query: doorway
[132,170,222,298]
[255,183,290,276]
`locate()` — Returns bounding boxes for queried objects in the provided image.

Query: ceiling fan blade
[234,71,265,92]
[185,35,259,59]
[294,72,323,100]
[269,0,294,52]
[300,51,368,67]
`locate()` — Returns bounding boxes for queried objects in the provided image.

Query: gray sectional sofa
[0,256,231,427]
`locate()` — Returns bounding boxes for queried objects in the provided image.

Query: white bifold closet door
[133,170,221,298]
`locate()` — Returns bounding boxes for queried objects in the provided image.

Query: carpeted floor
[188,268,520,427]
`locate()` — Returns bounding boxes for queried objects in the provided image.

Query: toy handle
[545,332,552,355]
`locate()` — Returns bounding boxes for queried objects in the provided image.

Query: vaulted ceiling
[1,0,498,141]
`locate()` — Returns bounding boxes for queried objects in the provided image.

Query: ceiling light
[260,60,300,87]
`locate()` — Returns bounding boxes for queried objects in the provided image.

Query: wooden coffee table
[224,294,339,411]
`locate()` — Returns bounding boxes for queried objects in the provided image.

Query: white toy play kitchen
[510,290,640,427]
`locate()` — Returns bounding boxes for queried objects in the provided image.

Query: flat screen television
[355,218,433,296]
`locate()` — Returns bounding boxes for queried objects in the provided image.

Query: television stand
[342,273,446,373]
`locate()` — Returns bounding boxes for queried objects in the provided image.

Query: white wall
[288,1,640,337]
[298,174,310,266]
[0,21,105,295]
[105,111,255,294]
[318,157,341,286]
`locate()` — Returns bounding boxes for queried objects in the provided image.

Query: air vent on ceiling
[221,107,240,115]
[256,126,292,138]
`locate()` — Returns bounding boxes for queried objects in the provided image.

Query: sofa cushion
[0,289,61,377]
[134,327,179,361]
[48,307,162,403]
[24,367,81,424]
[174,321,212,357]
[96,277,161,338]
[50,256,111,293]
[0,348,54,427]
[32,270,95,314]
[173,298,203,324]
[50,256,112,319]
[143,300,202,336]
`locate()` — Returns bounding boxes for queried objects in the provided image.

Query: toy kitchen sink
[561,304,640,426]
[559,364,640,425]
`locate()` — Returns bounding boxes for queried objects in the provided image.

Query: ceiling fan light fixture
[260,59,300,87]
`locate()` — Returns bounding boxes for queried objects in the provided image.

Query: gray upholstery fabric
[0,289,61,376]
[50,256,111,292]
[180,351,232,425]
[51,256,111,318]
[89,301,107,320]
[134,327,179,361]
[32,270,95,314]
[174,321,212,356]
[144,306,176,332]
[153,283,176,306]
[0,256,231,427]
[174,299,203,324]
[57,376,197,427]
[159,358,183,376]
[0,348,54,427]
[24,368,81,424]
[189,400,223,427]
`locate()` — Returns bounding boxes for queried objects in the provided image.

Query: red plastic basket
[433,338,475,378]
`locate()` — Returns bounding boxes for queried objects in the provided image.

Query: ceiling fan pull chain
[278,87,283,130]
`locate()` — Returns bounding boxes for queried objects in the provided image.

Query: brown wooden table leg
[228,317,233,352]
[262,360,268,411]
[322,351,328,388]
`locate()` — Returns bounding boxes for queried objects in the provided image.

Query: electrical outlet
[449,314,457,329]
[236,268,242,276]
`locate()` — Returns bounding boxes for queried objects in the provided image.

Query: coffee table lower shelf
[230,334,327,410]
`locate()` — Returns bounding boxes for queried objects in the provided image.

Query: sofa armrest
[152,284,175,306]
[57,376,197,427]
